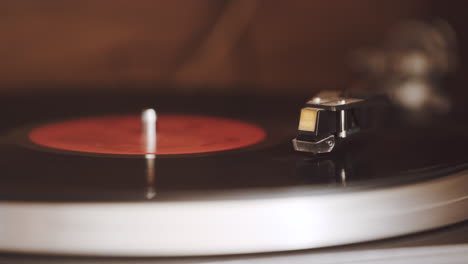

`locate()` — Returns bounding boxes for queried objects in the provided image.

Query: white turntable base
[1,171,468,257]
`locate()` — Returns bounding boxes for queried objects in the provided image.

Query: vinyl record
[0,93,468,256]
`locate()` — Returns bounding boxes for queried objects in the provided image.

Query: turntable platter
[0,94,468,256]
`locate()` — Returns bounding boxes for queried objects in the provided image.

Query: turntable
[1,19,468,264]
[1,90,468,260]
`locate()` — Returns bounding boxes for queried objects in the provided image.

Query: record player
[1,20,468,264]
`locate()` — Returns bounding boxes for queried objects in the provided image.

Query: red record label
[28,114,266,155]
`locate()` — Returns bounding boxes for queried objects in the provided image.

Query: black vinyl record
[0,93,467,202]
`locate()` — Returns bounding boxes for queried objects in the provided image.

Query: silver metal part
[307,91,363,109]
[311,97,321,104]
[141,108,157,199]
[141,108,157,154]
[338,110,347,138]
[292,135,336,154]
[340,168,347,186]
[320,98,363,107]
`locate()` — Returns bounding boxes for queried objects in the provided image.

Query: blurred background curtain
[0,0,466,94]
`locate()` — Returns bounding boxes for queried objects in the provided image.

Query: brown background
[0,0,466,95]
